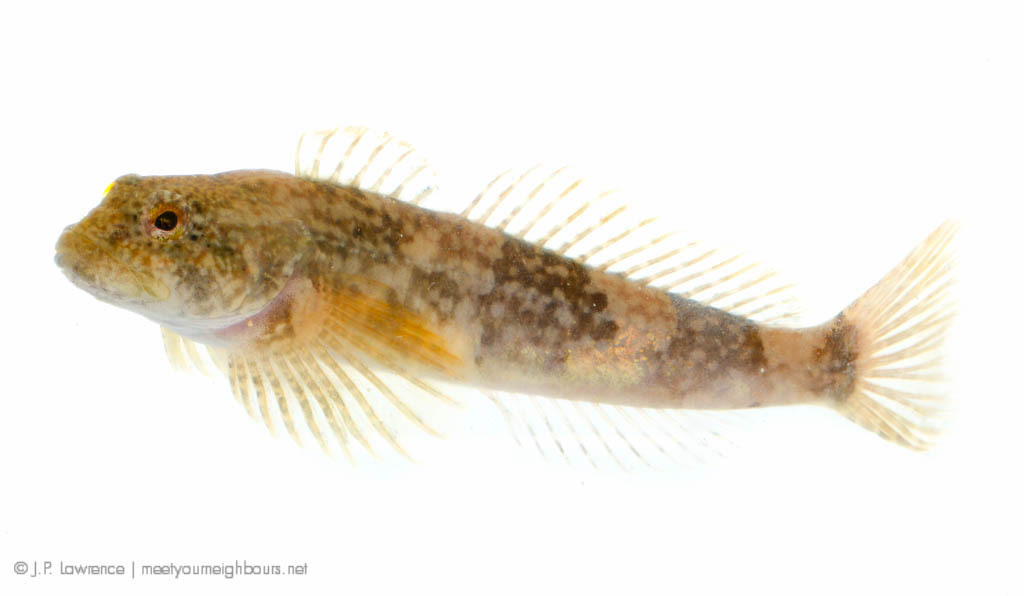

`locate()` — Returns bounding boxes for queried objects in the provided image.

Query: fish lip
[55,226,170,301]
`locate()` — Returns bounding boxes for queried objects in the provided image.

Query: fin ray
[278,357,330,454]
[451,165,801,323]
[310,344,375,456]
[837,221,958,450]
[261,358,303,446]
[228,356,257,421]
[290,351,354,462]
[295,127,439,203]
[160,328,188,371]
[316,344,409,459]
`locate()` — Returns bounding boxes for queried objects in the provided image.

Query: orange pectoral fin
[322,281,465,378]
[211,276,465,461]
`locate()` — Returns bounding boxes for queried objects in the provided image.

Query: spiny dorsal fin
[294,126,440,205]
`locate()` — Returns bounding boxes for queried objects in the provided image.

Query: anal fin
[483,391,743,472]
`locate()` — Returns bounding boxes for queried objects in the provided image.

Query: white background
[2,1,1022,595]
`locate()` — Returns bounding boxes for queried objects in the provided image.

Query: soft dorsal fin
[428,164,801,324]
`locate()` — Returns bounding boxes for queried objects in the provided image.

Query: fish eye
[154,211,178,231]
[146,205,186,240]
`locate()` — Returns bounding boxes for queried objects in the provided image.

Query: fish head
[55,172,313,336]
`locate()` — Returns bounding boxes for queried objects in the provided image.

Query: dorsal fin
[293,131,797,324]
[429,164,801,324]
[294,126,440,205]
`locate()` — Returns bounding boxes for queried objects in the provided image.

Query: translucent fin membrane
[295,126,440,205]
[484,391,741,471]
[160,328,226,375]
[435,165,799,324]
[839,221,958,450]
[223,335,458,461]
[161,328,189,371]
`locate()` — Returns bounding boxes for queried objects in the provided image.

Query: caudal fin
[836,221,958,450]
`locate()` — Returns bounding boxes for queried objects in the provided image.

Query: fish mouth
[55,225,170,304]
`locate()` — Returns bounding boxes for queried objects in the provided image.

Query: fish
[54,127,956,463]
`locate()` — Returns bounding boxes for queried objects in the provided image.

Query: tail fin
[836,221,958,450]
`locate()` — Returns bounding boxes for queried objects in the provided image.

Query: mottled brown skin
[56,170,857,411]
[56,173,312,339]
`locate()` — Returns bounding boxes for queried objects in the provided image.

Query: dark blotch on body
[654,296,768,392]
[815,314,858,400]
[478,238,619,359]
[410,268,461,320]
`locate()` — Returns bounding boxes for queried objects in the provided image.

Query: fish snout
[54,224,170,302]
[54,224,86,274]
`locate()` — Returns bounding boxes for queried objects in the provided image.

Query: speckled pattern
[57,170,859,410]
